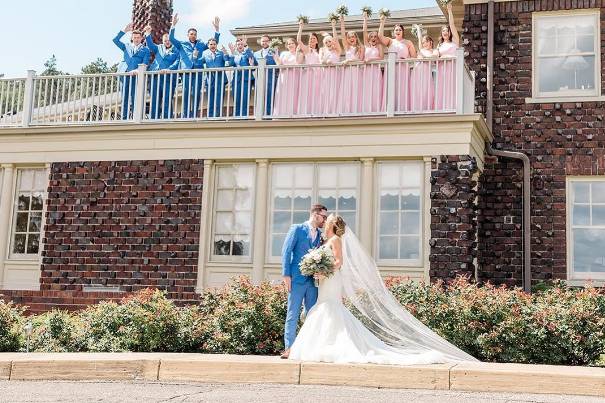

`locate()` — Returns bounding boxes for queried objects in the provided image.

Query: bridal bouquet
[300,247,336,287]
[378,8,391,18]
[361,6,373,17]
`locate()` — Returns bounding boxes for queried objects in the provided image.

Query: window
[569,179,605,279]
[211,164,255,261]
[533,11,600,98]
[269,163,359,259]
[376,161,423,265]
[11,168,47,258]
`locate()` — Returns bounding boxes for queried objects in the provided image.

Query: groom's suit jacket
[281,223,322,285]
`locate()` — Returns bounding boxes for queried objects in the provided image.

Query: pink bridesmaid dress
[299,49,321,116]
[338,47,363,115]
[320,49,342,115]
[435,41,458,111]
[410,48,436,113]
[390,39,412,113]
[273,51,300,117]
[362,46,384,114]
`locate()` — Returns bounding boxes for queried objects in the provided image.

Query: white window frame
[374,160,424,267]
[267,162,361,263]
[209,163,256,264]
[531,9,601,101]
[9,167,48,261]
[566,176,605,281]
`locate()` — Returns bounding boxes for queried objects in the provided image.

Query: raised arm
[112,23,131,52]
[169,15,183,51]
[144,26,160,55]
[212,17,221,44]
[447,3,460,46]
[362,12,369,46]
[377,16,391,47]
[339,16,348,51]
[297,21,309,54]
[331,19,342,55]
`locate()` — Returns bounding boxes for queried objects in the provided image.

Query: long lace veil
[340,229,478,362]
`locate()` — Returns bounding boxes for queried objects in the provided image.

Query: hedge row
[1,276,604,366]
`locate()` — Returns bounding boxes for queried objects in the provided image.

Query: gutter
[484,0,531,292]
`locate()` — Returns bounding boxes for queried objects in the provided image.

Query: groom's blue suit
[282,222,321,349]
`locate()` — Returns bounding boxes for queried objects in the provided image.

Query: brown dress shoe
[280,348,290,359]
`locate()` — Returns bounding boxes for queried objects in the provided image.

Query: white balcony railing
[0,48,475,128]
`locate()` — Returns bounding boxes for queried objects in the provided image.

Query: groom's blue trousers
[284,282,318,349]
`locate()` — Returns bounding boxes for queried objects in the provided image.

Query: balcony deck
[0,50,475,128]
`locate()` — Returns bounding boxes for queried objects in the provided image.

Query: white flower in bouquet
[300,247,336,287]
[336,4,349,16]
[361,6,373,17]
[378,8,391,19]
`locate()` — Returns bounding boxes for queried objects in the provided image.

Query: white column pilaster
[251,159,269,284]
[359,158,374,253]
[195,159,214,293]
[0,164,15,289]
[423,156,433,282]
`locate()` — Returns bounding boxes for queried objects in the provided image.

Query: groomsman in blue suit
[112,23,151,120]
[169,13,221,118]
[253,35,278,116]
[144,26,180,119]
[200,39,229,118]
[227,37,255,117]
[280,204,328,359]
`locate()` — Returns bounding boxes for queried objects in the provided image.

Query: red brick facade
[41,160,204,302]
[466,1,605,285]
[430,155,479,281]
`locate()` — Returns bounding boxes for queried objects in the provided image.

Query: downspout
[483,0,532,293]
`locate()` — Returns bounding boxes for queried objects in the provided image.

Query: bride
[289,214,477,364]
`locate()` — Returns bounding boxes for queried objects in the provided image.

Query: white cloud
[181,0,252,27]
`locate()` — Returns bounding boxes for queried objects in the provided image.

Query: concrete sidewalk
[0,353,603,397]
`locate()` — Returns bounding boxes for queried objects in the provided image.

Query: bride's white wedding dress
[289,230,477,365]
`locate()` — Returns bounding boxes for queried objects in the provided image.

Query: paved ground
[0,381,603,403]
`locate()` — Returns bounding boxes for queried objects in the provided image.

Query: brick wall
[41,160,204,302]
[465,1,605,285]
[429,155,479,281]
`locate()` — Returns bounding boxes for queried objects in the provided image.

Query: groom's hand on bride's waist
[282,276,291,292]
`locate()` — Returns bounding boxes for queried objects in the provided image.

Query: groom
[280,204,328,359]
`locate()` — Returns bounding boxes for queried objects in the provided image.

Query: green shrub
[387,277,605,366]
[28,310,82,352]
[199,276,287,355]
[0,299,23,352]
[2,277,605,366]
[77,289,183,352]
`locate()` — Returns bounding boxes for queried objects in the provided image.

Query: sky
[0,0,437,78]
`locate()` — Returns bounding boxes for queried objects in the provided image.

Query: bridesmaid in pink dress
[362,11,385,114]
[411,35,438,113]
[378,16,417,113]
[273,38,301,117]
[319,19,342,116]
[296,21,321,116]
[338,15,365,115]
[435,3,461,112]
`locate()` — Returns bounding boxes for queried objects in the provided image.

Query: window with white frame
[533,11,600,98]
[269,163,359,259]
[211,164,256,261]
[376,161,423,265]
[11,168,47,258]
[569,179,605,278]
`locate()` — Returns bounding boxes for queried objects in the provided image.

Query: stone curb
[0,353,603,397]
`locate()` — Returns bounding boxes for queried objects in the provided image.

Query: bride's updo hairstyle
[327,214,346,237]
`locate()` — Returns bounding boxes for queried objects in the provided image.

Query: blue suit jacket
[169,28,220,69]
[112,31,151,72]
[201,50,229,68]
[229,48,255,67]
[281,223,322,285]
[253,48,277,66]
[145,34,180,71]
